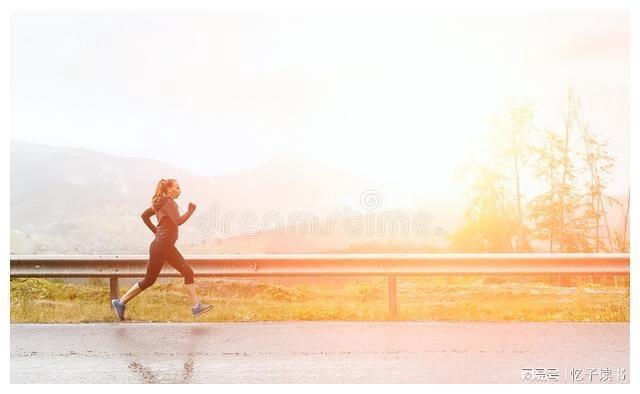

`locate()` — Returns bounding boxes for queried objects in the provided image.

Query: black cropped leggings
[138,239,194,290]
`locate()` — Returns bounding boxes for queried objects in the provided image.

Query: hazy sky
[11,11,629,200]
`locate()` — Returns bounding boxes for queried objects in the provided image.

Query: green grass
[10,276,629,323]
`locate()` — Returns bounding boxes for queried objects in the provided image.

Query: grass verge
[10,275,629,323]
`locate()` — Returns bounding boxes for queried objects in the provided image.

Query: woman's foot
[192,303,213,317]
[111,299,126,321]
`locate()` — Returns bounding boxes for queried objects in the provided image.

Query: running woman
[111,178,213,320]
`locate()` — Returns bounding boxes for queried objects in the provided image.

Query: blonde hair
[151,178,177,205]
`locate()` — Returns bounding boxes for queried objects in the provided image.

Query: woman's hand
[188,202,197,212]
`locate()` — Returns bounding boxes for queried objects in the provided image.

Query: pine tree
[451,165,519,252]
[528,90,589,252]
[608,189,630,252]
[489,97,534,251]
[527,128,563,252]
[577,115,615,252]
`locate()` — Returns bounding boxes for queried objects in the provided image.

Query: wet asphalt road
[11,322,629,383]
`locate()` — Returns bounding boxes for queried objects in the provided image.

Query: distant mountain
[11,140,193,253]
[10,140,455,254]
[187,212,451,254]
[11,140,628,254]
[12,140,629,255]
[11,139,191,229]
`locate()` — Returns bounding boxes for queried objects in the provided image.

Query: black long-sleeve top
[141,196,195,244]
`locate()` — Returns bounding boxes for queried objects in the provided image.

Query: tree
[523,91,598,289]
[608,189,630,252]
[454,89,623,254]
[577,114,615,252]
[451,165,519,252]
[527,128,563,252]
[489,97,534,251]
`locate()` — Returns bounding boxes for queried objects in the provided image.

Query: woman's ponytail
[151,178,175,205]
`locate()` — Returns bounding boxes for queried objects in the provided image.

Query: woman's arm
[175,203,196,225]
[141,207,157,233]
[159,200,196,226]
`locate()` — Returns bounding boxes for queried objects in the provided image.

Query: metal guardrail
[10,253,630,316]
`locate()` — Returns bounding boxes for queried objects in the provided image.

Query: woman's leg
[165,246,198,305]
[122,241,167,304]
[120,283,141,304]
[184,284,199,306]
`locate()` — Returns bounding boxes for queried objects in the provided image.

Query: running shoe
[192,303,213,317]
[111,298,126,321]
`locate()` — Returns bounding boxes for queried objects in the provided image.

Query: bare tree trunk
[623,189,630,251]
[548,132,554,253]
[580,121,598,251]
[560,94,573,252]
[514,153,523,251]
[597,191,614,252]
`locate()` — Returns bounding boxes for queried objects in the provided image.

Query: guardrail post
[388,275,398,318]
[109,277,119,300]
